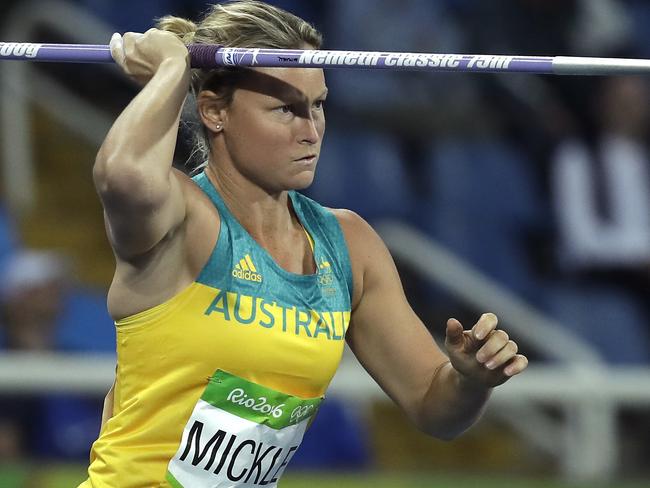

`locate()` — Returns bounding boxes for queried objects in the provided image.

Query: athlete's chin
[291,173,316,190]
[287,167,317,190]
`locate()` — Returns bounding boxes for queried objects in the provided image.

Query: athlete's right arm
[93,30,191,259]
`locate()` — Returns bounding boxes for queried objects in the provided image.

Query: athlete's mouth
[294,154,317,162]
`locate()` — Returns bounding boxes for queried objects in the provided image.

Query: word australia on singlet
[204,288,349,341]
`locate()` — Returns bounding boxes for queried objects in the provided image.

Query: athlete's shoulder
[295,195,376,249]
[327,208,391,309]
[328,208,373,239]
[330,208,392,260]
[329,208,388,267]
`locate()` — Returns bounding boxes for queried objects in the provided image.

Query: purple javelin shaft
[3,42,650,75]
[0,42,113,63]
[194,45,554,74]
[0,41,554,73]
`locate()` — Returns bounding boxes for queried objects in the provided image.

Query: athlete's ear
[197,90,228,134]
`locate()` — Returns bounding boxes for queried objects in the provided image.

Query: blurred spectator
[0,251,67,460]
[431,3,650,363]
[0,250,112,460]
[0,250,69,350]
[544,75,650,362]
[0,250,115,352]
[551,76,650,275]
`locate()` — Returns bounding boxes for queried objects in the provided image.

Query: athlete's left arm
[334,209,528,440]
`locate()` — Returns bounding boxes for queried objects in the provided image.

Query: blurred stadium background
[1,0,650,486]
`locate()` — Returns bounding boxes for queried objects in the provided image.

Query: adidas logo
[232,254,263,283]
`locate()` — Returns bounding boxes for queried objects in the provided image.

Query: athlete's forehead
[236,67,327,104]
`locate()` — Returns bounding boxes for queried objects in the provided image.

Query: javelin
[2,42,650,76]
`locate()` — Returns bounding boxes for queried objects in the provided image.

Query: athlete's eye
[313,100,325,110]
[275,105,292,114]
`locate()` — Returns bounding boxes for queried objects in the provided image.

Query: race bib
[166,370,323,487]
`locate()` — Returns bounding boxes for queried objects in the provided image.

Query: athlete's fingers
[503,354,529,377]
[476,329,509,363]
[471,312,498,341]
[445,318,466,351]
[109,32,124,65]
[121,32,141,59]
[484,340,518,370]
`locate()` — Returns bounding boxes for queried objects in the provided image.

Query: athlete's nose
[298,115,320,145]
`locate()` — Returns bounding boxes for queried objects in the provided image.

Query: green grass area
[282,473,649,488]
[1,465,648,488]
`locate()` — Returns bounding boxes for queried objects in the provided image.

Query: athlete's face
[217,67,327,192]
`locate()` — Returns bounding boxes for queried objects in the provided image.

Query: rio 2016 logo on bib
[227,388,285,418]
[226,388,316,424]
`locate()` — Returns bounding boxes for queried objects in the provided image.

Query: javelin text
[0,42,41,58]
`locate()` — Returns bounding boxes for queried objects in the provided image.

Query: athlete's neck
[204,164,300,244]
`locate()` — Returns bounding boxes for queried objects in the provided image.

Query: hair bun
[155,15,197,43]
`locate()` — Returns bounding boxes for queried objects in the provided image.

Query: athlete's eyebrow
[237,70,303,102]
[237,70,326,104]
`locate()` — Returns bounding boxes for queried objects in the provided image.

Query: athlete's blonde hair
[156,1,323,166]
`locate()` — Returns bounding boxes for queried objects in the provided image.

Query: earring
[215,123,222,131]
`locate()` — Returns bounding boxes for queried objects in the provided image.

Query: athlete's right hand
[110,29,189,85]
